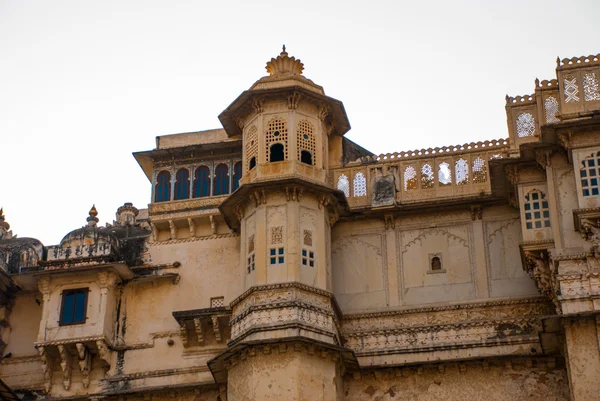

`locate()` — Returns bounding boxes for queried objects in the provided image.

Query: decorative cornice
[230,300,335,326]
[343,297,548,320]
[153,233,238,245]
[230,282,336,309]
[106,365,210,382]
[344,317,538,338]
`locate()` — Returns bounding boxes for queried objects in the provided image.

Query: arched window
[516,113,535,138]
[270,144,285,162]
[233,161,242,191]
[214,163,230,195]
[193,166,211,198]
[431,257,442,271]
[300,150,313,165]
[155,171,171,202]
[353,172,367,197]
[421,164,434,189]
[337,174,350,197]
[472,157,487,184]
[404,166,417,191]
[297,120,316,166]
[581,152,600,197]
[524,190,551,229]
[544,97,559,123]
[438,162,452,186]
[265,119,288,161]
[174,168,190,200]
[246,126,258,171]
[455,158,469,185]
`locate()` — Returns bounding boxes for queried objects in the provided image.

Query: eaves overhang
[133,140,243,182]
[218,178,349,231]
[218,85,351,138]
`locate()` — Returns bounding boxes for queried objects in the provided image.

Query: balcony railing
[333,139,508,209]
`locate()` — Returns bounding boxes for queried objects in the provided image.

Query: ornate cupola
[218,46,351,191]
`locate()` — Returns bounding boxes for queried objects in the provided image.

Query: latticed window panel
[472,157,487,184]
[404,166,417,191]
[516,112,535,138]
[438,162,452,186]
[581,152,600,197]
[564,76,580,103]
[524,190,551,229]
[210,297,224,308]
[265,119,288,161]
[544,97,560,123]
[297,120,316,165]
[421,164,434,189]
[353,172,367,196]
[455,159,469,185]
[337,174,350,197]
[246,125,258,171]
[583,72,600,101]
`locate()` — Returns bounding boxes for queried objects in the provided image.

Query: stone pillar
[226,344,343,401]
[563,316,600,401]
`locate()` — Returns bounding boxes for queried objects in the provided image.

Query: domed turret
[59,205,119,250]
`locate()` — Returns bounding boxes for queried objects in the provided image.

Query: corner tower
[213,49,354,401]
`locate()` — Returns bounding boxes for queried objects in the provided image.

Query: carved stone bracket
[173,307,231,348]
[287,92,301,110]
[573,208,600,259]
[36,337,113,393]
[57,344,72,390]
[187,218,196,238]
[252,98,264,114]
[470,205,482,221]
[504,165,519,185]
[249,190,267,207]
[285,186,303,202]
[384,214,395,230]
[209,215,218,235]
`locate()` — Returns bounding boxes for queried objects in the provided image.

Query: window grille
[265,119,288,162]
[455,159,469,185]
[564,76,579,103]
[524,190,551,229]
[404,166,417,191]
[301,249,315,267]
[353,172,367,196]
[472,157,487,184]
[269,248,285,265]
[421,164,434,189]
[337,174,350,197]
[246,125,258,171]
[438,162,452,186]
[297,120,316,165]
[583,73,600,102]
[516,113,535,137]
[581,152,600,197]
[544,97,560,123]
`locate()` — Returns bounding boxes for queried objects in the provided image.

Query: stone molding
[152,233,238,246]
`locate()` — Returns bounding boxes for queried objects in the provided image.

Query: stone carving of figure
[584,223,600,259]
[526,253,552,296]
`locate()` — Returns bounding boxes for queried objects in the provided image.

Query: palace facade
[2,49,600,401]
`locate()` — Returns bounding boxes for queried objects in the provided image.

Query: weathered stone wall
[343,361,569,401]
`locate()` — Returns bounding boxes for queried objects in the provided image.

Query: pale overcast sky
[1,0,598,244]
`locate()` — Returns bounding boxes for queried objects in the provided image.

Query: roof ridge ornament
[0,208,13,240]
[87,205,99,227]
[266,45,304,77]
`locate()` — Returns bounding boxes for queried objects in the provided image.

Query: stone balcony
[333,139,509,210]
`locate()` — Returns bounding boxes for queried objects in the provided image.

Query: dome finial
[266,47,304,77]
[87,205,99,227]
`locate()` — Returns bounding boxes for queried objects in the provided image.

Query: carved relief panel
[332,233,386,312]
[400,225,475,305]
